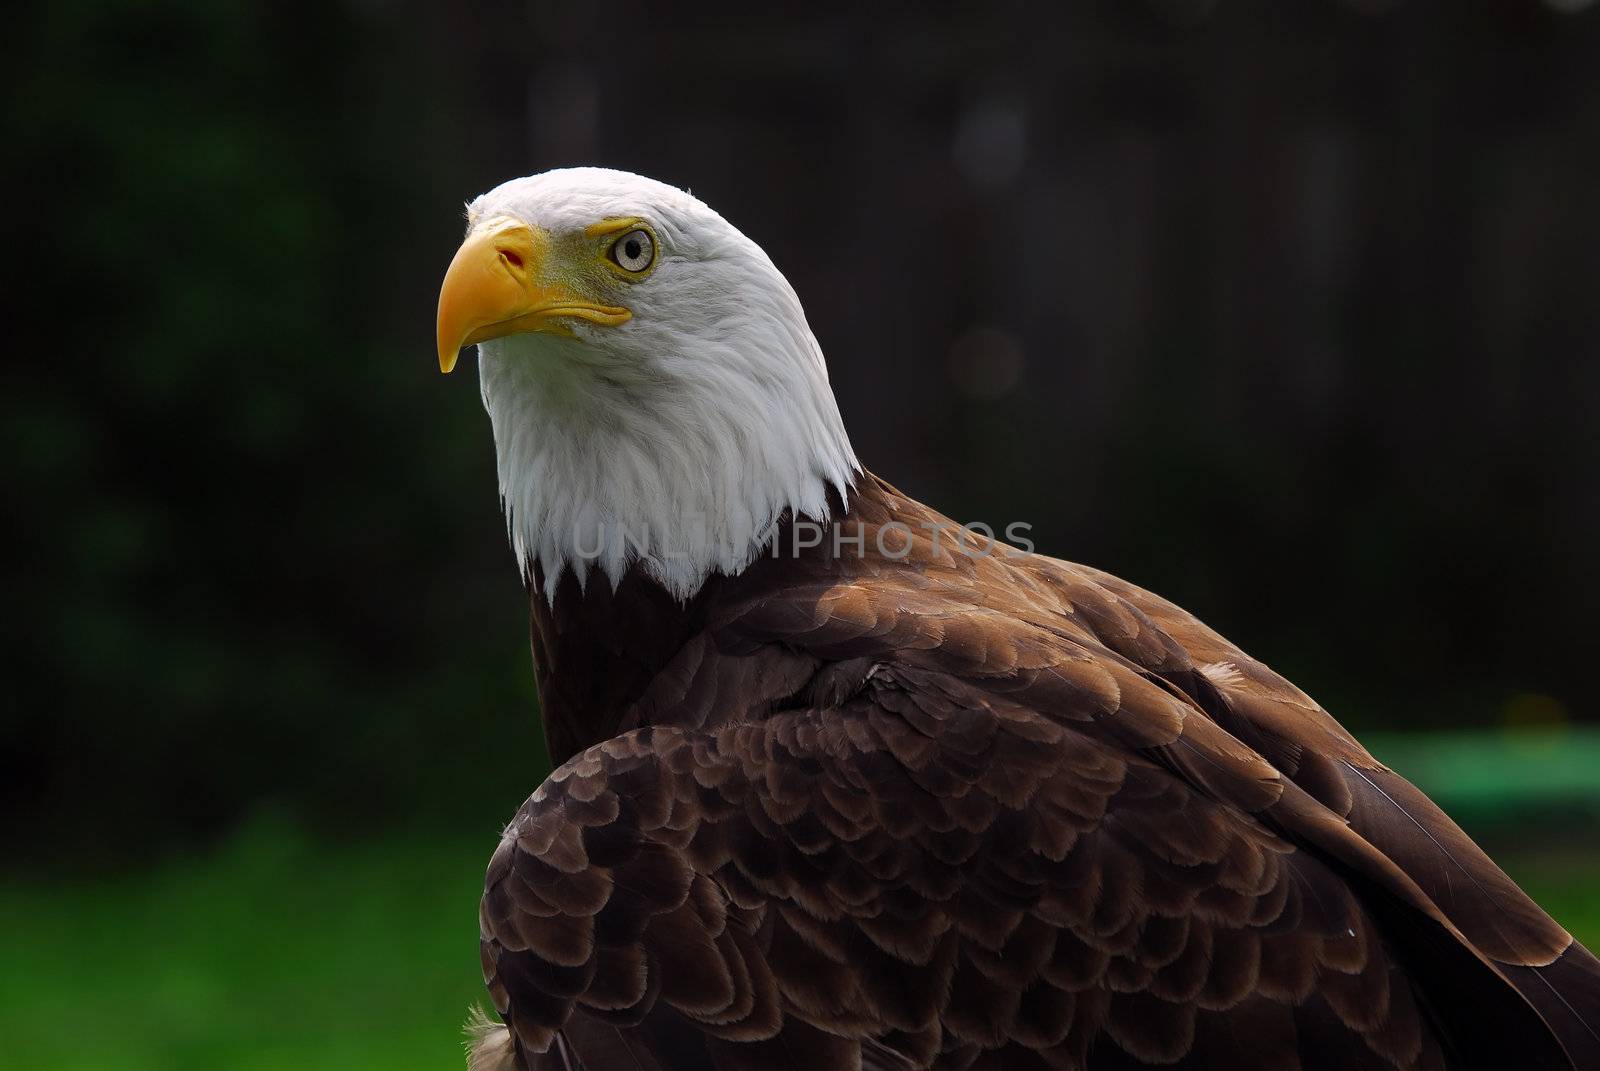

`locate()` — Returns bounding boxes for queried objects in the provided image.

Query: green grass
[3,735,1596,1070]
[0,817,493,1071]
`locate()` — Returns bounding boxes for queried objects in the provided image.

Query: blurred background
[6,1,1599,1067]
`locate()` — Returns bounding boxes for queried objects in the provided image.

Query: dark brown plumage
[474,474,1600,1070]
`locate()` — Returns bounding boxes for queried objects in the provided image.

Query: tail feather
[1502,940,1600,1069]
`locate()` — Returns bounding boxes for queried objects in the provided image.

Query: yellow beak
[434,217,631,373]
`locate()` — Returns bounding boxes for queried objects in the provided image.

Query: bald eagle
[436,169,1599,1070]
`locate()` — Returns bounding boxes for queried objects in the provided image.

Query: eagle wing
[1067,560,1600,1065]
[477,657,1567,1069]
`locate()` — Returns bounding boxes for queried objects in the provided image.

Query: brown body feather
[476,473,1599,1070]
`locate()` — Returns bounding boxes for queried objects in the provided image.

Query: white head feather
[463,168,859,602]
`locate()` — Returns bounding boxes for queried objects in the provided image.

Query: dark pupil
[623,238,642,262]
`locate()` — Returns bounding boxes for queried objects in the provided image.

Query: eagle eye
[609,228,655,273]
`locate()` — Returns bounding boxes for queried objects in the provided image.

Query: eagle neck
[523,476,913,765]
[477,316,858,604]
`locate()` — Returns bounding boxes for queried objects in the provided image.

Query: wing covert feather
[479,666,1542,1069]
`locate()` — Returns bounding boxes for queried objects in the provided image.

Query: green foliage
[6,1,544,851]
[8,1,1599,859]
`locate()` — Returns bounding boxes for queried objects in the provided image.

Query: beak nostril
[499,248,524,270]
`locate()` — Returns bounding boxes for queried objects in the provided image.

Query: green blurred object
[1367,726,1600,832]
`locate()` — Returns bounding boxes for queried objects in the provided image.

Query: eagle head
[435,168,858,601]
